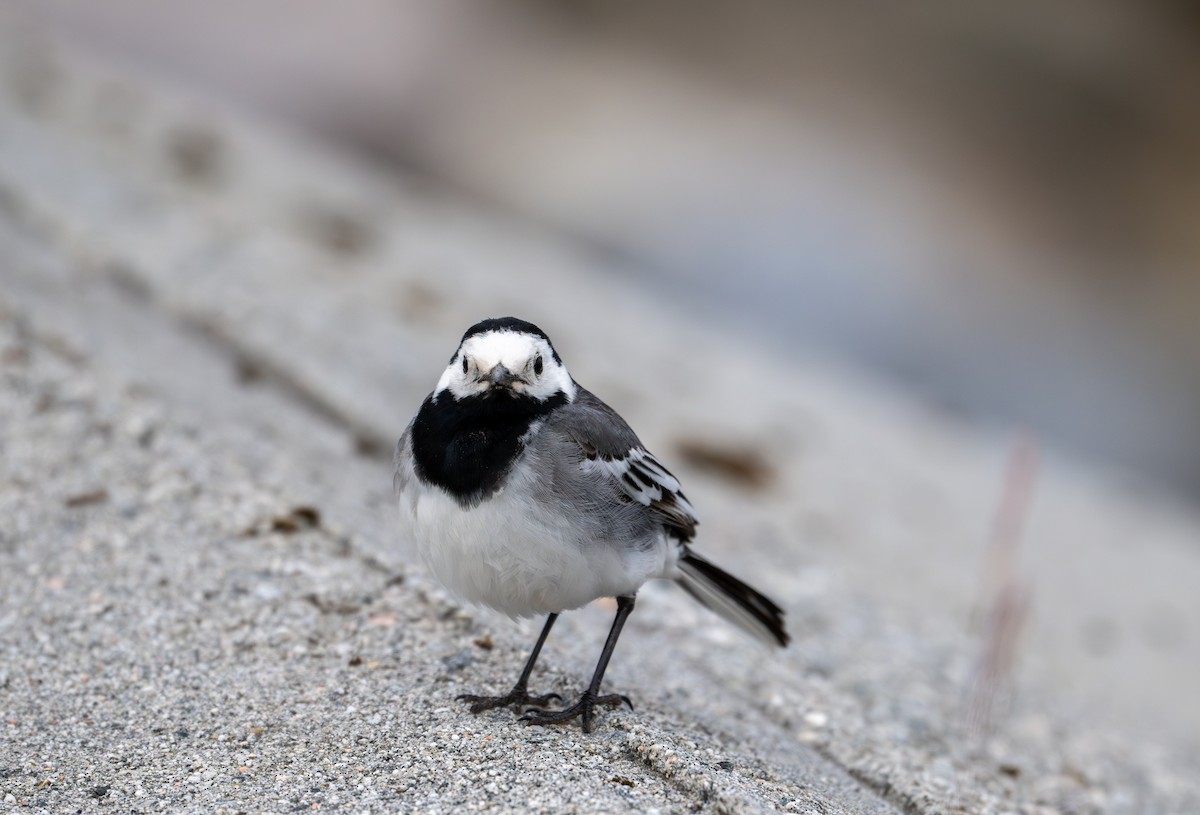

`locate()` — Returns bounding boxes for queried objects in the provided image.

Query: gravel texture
[0,283,887,815]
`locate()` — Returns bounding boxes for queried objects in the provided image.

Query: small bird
[394,317,788,732]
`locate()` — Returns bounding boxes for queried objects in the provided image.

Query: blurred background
[12,0,1200,499]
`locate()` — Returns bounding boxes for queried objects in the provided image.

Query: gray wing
[392,419,416,496]
[542,386,698,542]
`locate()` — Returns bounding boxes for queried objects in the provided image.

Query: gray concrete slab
[2,12,1199,814]
[0,253,893,815]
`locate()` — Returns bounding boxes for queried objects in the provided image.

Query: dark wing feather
[553,387,698,542]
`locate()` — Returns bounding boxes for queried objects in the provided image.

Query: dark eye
[461,356,469,374]
[533,355,543,376]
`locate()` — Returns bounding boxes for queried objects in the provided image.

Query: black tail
[676,551,789,647]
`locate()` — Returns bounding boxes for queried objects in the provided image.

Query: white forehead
[460,331,550,366]
[434,328,575,401]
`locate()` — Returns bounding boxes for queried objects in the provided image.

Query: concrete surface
[2,15,1199,815]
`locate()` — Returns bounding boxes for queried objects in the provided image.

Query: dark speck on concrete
[441,649,474,673]
[166,124,226,185]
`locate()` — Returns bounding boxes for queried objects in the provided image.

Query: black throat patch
[410,387,567,507]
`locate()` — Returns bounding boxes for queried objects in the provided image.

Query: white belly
[397,471,672,617]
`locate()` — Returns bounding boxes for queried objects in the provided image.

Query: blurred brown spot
[305,593,360,615]
[106,262,153,303]
[298,205,375,256]
[233,354,264,385]
[291,505,321,527]
[64,488,109,508]
[393,281,445,323]
[1,346,29,366]
[167,125,225,185]
[673,438,774,490]
[244,505,322,536]
[354,433,389,459]
[268,516,300,534]
[473,634,494,650]
[1061,763,1092,789]
[269,505,321,534]
[40,332,86,365]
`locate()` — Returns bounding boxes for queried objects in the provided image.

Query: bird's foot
[520,690,633,733]
[457,685,562,714]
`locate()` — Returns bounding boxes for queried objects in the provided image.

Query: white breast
[396,453,674,617]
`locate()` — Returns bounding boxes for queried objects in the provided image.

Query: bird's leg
[521,595,636,733]
[458,613,563,713]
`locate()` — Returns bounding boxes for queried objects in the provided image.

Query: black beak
[483,365,522,388]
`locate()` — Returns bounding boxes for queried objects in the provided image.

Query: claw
[456,686,560,714]
[517,690,633,732]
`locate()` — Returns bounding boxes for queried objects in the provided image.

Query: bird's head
[434,317,576,404]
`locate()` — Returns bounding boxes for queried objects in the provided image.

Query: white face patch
[435,329,577,402]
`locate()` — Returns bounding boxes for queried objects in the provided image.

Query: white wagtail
[394,317,788,731]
